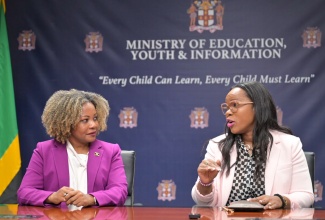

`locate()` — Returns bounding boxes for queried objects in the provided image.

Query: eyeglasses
[220,101,253,115]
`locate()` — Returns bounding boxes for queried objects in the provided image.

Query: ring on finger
[205,161,209,166]
[64,193,68,197]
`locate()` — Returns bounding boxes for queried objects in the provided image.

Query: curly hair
[41,89,110,144]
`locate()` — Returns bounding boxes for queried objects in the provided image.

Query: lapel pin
[94,152,100,157]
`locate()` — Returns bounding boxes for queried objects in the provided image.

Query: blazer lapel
[53,141,69,187]
[221,144,237,205]
[265,132,281,195]
[87,140,103,193]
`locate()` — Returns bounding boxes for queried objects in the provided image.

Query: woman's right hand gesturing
[197,159,221,195]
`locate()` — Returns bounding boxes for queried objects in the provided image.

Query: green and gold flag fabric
[0,0,21,203]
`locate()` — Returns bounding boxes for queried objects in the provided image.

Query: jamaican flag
[0,0,22,204]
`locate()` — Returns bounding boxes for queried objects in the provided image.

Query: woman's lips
[227,120,235,128]
[88,132,97,136]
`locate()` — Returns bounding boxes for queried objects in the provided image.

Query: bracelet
[199,179,213,187]
[93,196,98,206]
[274,194,287,209]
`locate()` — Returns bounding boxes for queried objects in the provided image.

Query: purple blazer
[17,139,128,207]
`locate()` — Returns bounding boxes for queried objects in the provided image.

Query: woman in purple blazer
[18,89,127,208]
[192,82,314,209]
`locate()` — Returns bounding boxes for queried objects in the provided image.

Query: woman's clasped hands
[45,186,95,207]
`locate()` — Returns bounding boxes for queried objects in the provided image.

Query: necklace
[67,141,88,167]
[245,144,252,151]
[240,140,253,151]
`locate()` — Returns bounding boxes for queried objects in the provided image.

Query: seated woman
[192,81,314,209]
[18,89,127,208]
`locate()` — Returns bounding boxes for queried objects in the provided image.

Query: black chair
[304,151,315,207]
[121,150,136,206]
[304,151,315,192]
